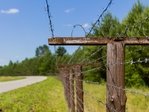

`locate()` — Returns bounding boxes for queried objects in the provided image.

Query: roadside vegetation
[0,77,67,112]
[0,76,25,82]
[84,82,149,112]
[0,76,148,112]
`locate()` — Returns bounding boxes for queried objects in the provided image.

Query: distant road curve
[0,76,47,93]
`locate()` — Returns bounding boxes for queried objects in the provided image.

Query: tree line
[0,45,68,76]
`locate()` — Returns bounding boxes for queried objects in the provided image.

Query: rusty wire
[60,60,149,97]
[71,24,87,37]
[86,0,113,37]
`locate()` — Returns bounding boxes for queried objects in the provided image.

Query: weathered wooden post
[106,42,126,112]
[65,67,71,110]
[74,65,84,112]
[59,67,71,111]
[69,68,75,112]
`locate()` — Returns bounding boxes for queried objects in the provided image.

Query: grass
[0,77,67,112]
[126,87,149,112]
[84,82,149,112]
[0,76,148,112]
[0,76,25,82]
[84,82,106,112]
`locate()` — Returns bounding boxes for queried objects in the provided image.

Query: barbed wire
[60,56,149,92]
[107,83,149,97]
[67,47,82,64]
[68,23,88,65]
[45,0,59,71]
[71,24,87,37]
[45,0,54,38]
[79,46,106,64]
[86,0,113,37]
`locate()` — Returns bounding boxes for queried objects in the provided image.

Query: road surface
[0,76,47,93]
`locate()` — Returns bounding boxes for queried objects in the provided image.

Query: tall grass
[84,82,149,112]
[84,82,106,112]
[0,76,148,112]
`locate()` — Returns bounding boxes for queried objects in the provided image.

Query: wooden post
[65,68,71,110]
[106,42,126,112]
[74,65,84,112]
[69,69,75,112]
[59,67,71,111]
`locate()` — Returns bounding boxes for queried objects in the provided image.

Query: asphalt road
[0,76,47,93]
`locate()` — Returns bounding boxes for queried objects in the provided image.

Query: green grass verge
[0,76,25,82]
[0,77,67,112]
[84,82,106,112]
[84,82,149,112]
[0,76,148,112]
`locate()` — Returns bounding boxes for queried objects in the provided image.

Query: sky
[0,0,149,66]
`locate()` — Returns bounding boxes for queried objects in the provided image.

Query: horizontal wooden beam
[48,37,109,45]
[124,38,149,45]
[48,37,149,45]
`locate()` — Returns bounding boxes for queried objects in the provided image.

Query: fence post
[69,68,75,112]
[106,42,127,112]
[65,67,71,110]
[74,65,84,112]
[59,67,71,111]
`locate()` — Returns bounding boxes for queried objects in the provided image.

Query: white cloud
[82,23,90,28]
[64,8,75,13]
[0,8,20,14]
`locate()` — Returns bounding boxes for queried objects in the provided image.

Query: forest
[0,2,149,87]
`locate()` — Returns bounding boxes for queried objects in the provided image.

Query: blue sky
[0,0,149,66]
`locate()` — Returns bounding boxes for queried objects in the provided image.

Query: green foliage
[123,2,149,87]
[93,12,121,37]
[35,45,50,57]
[0,45,57,76]
[56,46,67,57]
[82,46,106,82]
[71,1,149,87]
